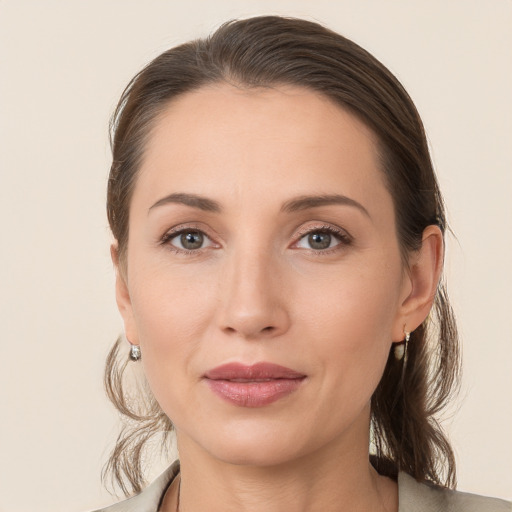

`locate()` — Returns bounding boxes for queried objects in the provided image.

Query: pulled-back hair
[104,15,459,496]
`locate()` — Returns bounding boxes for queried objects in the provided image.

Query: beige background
[0,1,511,510]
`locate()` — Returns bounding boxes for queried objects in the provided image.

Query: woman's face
[117,84,413,466]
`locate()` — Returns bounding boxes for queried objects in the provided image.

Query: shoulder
[398,471,511,512]
[87,461,180,512]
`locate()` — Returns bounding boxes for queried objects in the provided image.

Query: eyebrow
[149,193,222,213]
[148,192,370,217]
[281,194,370,217]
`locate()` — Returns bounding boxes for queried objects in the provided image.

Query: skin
[114,84,443,512]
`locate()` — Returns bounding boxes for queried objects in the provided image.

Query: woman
[94,16,510,512]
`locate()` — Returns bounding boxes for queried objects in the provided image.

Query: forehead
[134,83,391,216]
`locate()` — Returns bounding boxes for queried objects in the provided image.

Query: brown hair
[104,16,459,496]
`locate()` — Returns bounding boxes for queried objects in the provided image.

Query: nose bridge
[217,236,289,339]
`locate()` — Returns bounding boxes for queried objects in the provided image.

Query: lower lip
[205,378,305,407]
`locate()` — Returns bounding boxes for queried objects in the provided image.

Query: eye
[163,229,214,252]
[295,227,351,251]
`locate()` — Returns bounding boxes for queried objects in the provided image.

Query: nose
[216,248,291,340]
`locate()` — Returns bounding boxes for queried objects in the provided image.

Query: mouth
[203,362,306,408]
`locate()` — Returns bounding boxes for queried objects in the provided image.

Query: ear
[392,225,444,341]
[111,243,139,345]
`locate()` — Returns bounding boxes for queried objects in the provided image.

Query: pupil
[308,232,331,250]
[181,231,203,250]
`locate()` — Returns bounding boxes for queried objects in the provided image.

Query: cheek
[296,254,403,340]
[296,257,402,394]
[129,250,218,340]
[126,261,220,410]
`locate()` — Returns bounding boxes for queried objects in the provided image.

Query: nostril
[224,325,276,334]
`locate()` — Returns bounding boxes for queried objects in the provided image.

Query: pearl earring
[129,344,141,361]
[394,331,410,360]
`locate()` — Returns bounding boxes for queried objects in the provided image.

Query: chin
[192,418,309,467]
[196,415,340,470]
[211,441,299,468]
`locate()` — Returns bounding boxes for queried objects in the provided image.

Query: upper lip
[204,362,306,381]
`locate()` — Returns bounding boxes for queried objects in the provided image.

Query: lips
[204,362,306,407]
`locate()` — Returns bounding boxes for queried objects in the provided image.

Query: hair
[103,15,460,496]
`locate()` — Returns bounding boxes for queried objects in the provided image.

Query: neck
[164,424,397,512]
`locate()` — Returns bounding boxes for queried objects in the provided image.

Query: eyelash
[294,224,353,253]
[159,223,352,255]
[159,225,216,255]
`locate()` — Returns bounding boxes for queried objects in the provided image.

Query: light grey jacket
[92,461,511,512]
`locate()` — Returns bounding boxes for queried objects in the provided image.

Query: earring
[394,331,410,360]
[129,344,141,361]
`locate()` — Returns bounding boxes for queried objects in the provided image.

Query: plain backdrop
[0,1,511,510]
